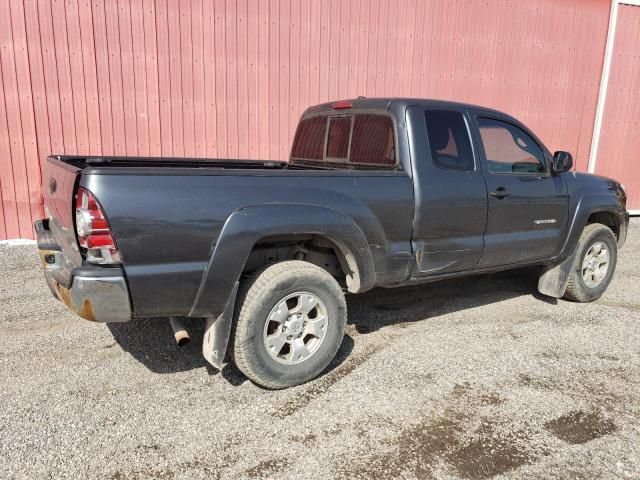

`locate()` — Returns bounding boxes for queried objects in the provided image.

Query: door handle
[490,187,511,199]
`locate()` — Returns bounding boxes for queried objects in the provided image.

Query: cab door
[470,114,569,267]
[407,106,488,277]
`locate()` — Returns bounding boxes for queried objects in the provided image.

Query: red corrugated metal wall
[594,4,640,209]
[0,0,611,239]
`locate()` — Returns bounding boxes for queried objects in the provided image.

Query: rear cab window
[290,113,397,169]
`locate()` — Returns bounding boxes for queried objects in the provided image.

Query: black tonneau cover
[54,155,288,170]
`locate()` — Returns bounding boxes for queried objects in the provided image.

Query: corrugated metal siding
[594,4,640,210]
[0,0,611,239]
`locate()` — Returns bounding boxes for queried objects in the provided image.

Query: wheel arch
[558,194,627,262]
[586,210,620,238]
[189,204,376,318]
[245,233,363,291]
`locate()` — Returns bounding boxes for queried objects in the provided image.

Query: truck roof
[304,97,508,118]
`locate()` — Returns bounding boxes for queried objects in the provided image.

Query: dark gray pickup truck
[36,98,629,388]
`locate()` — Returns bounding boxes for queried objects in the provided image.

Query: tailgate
[42,156,83,268]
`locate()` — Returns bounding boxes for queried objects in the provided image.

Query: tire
[563,223,617,303]
[230,260,347,389]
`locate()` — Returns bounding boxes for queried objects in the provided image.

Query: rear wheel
[564,223,617,303]
[230,261,347,389]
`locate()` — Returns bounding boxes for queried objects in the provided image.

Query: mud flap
[202,282,239,370]
[538,247,578,298]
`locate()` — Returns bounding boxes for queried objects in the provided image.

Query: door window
[477,117,546,174]
[425,110,474,172]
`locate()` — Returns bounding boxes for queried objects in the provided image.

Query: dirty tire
[230,261,347,389]
[564,223,617,303]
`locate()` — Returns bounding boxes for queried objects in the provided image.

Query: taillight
[75,188,121,264]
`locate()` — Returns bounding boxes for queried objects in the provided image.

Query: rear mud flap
[202,282,239,370]
[538,247,578,298]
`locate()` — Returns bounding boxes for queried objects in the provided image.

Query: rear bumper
[35,219,132,322]
[53,273,131,322]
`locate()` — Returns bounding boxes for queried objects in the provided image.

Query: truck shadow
[106,315,355,384]
[347,266,555,334]
[107,267,553,381]
[107,318,211,374]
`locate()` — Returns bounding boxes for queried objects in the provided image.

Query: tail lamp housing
[75,188,121,264]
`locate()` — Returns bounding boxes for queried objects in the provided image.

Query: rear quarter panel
[81,169,414,317]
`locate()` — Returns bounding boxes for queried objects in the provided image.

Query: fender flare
[556,194,627,262]
[189,204,376,318]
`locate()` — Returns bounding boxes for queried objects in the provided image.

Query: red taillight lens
[75,188,121,264]
[85,233,116,249]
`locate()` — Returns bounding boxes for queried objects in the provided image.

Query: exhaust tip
[169,317,191,347]
[175,331,190,347]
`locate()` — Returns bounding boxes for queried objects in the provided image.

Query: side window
[424,110,474,172]
[477,117,546,174]
[291,116,326,161]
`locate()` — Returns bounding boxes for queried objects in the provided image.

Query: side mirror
[552,151,573,173]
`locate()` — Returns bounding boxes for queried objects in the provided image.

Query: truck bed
[42,155,415,318]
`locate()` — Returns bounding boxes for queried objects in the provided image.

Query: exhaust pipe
[169,317,190,347]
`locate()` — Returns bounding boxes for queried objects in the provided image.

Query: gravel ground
[1,221,639,480]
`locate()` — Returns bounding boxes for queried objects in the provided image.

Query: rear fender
[189,204,375,318]
[191,204,375,369]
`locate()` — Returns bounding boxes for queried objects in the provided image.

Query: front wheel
[564,223,617,303]
[230,261,347,389]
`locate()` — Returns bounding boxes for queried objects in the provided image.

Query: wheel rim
[581,241,610,288]
[263,291,329,365]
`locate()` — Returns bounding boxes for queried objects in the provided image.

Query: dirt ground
[1,220,638,479]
